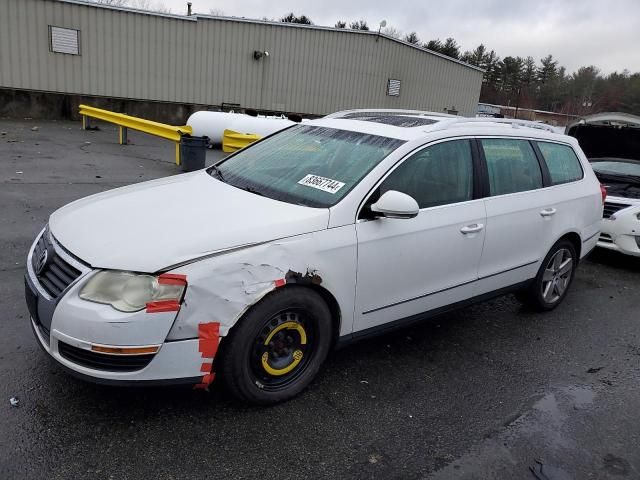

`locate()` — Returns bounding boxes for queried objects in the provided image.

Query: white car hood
[49,171,330,272]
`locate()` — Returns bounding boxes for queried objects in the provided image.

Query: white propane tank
[228,115,295,137]
[186,111,233,144]
[186,111,296,144]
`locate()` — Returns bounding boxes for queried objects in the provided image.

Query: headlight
[79,271,186,312]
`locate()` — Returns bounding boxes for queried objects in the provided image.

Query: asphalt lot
[1,119,640,480]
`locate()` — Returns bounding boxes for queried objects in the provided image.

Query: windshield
[591,158,640,178]
[210,125,405,208]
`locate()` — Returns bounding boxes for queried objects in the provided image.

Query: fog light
[636,236,640,249]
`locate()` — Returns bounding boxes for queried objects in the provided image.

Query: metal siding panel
[233,21,244,105]
[193,21,202,104]
[168,18,177,101]
[133,13,141,100]
[7,0,20,88]
[201,20,210,103]
[220,21,231,104]
[0,1,10,87]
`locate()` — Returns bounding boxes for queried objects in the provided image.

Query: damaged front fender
[165,227,357,342]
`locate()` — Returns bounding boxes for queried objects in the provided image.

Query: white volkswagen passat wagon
[25,111,604,404]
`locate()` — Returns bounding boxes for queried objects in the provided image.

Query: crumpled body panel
[166,226,357,340]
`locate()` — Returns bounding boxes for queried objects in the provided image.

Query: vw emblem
[36,250,49,275]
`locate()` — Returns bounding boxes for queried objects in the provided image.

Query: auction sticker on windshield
[297,174,346,194]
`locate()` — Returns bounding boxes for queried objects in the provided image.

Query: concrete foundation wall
[0,87,216,124]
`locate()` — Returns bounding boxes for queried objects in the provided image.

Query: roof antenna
[376,20,387,42]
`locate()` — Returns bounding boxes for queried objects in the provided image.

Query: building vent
[387,79,401,96]
[49,26,80,55]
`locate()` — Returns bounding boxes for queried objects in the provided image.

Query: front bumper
[598,201,640,257]
[30,314,202,385]
[25,229,212,385]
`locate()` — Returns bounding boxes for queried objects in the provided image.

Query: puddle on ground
[428,384,598,479]
[561,385,596,408]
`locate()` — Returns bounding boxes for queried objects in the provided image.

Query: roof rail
[326,109,456,119]
[429,117,558,133]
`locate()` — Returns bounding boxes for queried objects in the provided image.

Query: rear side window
[537,142,583,184]
[480,139,542,196]
[380,139,473,209]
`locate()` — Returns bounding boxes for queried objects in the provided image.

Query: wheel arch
[223,283,342,348]
[305,284,342,348]
[558,231,582,260]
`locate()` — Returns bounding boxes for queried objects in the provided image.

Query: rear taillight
[600,184,607,204]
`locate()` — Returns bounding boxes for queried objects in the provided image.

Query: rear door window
[536,142,584,184]
[480,139,543,196]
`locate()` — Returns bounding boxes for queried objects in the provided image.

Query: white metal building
[0,0,484,117]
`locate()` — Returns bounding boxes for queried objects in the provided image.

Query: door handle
[540,208,557,217]
[460,223,484,234]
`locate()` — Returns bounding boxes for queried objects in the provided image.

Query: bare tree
[88,0,128,6]
[152,2,171,13]
[382,26,402,39]
[209,8,224,16]
[128,0,171,13]
[128,0,149,8]
[335,20,347,28]
[349,20,369,31]
[404,32,420,44]
[280,13,313,24]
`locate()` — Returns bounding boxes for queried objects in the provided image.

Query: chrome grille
[31,233,82,298]
[603,201,631,219]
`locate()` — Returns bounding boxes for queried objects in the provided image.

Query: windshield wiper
[210,165,226,182]
[241,185,264,197]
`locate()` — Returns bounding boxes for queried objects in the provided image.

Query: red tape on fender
[147,274,187,313]
[158,273,187,286]
[274,278,286,288]
[198,323,220,358]
[146,300,180,313]
[194,322,220,390]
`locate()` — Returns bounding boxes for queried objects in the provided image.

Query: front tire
[517,239,577,311]
[219,287,332,405]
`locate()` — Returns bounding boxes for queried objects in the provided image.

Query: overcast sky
[156,0,640,75]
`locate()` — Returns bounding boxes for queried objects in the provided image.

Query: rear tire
[219,287,332,405]
[517,239,577,311]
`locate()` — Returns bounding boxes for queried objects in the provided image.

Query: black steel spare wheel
[219,287,332,404]
[251,310,315,391]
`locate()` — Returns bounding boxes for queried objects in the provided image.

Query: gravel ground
[1,119,639,479]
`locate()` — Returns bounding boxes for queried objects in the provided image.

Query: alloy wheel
[541,248,573,304]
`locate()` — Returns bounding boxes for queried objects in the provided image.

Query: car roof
[310,109,572,144]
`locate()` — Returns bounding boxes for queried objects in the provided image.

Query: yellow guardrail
[79,104,193,165]
[222,129,262,153]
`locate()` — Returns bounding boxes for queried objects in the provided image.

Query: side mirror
[370,190,419,219]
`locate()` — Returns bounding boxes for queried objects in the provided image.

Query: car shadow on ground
[36,292,534,415]
[586,248,640,272]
